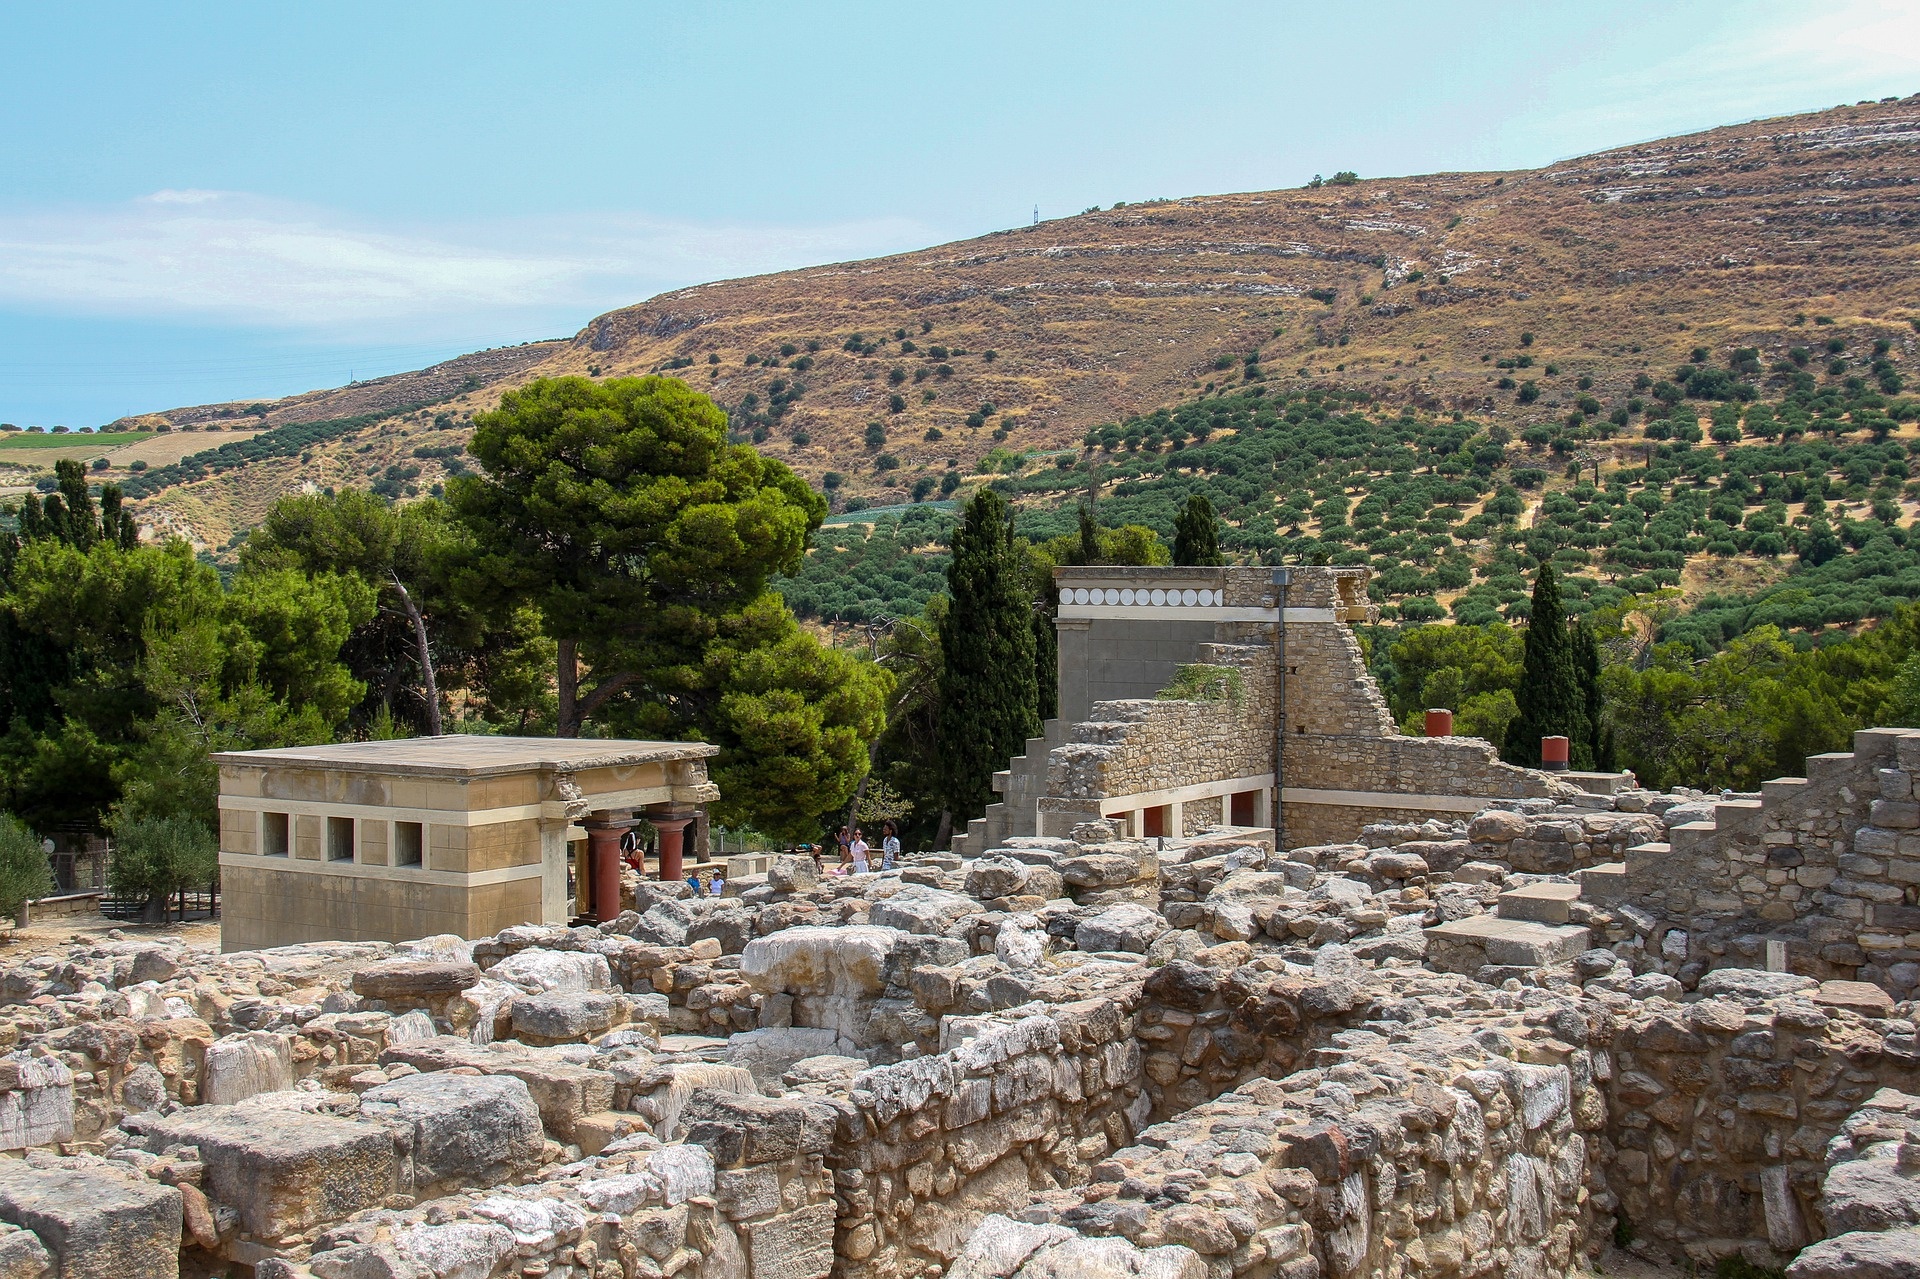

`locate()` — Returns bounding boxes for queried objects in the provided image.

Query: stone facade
[216,737,717,952]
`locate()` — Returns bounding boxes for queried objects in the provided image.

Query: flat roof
[212,734,718,779]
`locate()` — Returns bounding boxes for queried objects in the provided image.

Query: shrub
[109,814,217,922]
[875,454,900,472]
[888,395,907,414]
[0,816,51,917]
[864,421,887,448]
[1157,663,1243,702]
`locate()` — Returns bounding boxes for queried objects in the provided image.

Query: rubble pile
[1,788,1918,1278]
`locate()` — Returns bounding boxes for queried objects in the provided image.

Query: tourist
[708,874,724,896]
[850,828,870,874]
[881,821,901,871]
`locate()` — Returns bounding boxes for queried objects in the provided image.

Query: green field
[0,431,150,449]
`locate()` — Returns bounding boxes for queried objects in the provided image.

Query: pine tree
[1501,562,1585,767]
[1173,493,1224,566]
[938,489,1039,822]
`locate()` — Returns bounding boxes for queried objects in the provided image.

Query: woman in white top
[849,830,870,874]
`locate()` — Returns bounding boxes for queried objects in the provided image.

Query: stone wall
[1039,642,1276,838]
[1624,728,1920,996]
[1280,617,1568,848]
[833,1000,1147,1279]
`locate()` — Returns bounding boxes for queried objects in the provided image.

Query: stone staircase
[950,718,1064,859]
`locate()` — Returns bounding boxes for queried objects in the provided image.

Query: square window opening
[326,816,355,862]
[263,812,290,857]
[394,821,423,867]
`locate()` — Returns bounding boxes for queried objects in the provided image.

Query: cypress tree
[1573,619,1613,771]
[1172,493,1224,566]
[939,489,1039,821]
[1501,561,1584,767]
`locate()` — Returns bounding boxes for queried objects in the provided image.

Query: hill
[62,94,1920,553]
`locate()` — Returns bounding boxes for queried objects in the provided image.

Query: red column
[1424,708,1454,737]
[582,818,629,923]
[654,815,692,882]
[1540,735,1570,771]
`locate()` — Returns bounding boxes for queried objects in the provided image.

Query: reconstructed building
[215,735,717,951]
[960,563,1580,854]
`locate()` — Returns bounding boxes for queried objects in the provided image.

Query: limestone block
[359,1073,544,1192]
[744,1203,834,1279]
[201,1031,293,1106]
[995,916,1047,970]
[1075,904,1168,954]
[725,1027,853,1089]
[949,1215,1076,1279]
[350,961,480,1001]
[1825,1154,1920,1234]
[966,856,1031,901]
[0,1224,51,1279]
[767,854,820,893]
[1787,1228,1920,1279]
[487,948,611,994]
[869,886,985,935]
[0,1159,181,1279]
[0,1054,74,1150]
[487,1060,616,1141]
[741,926,904,998]
[144,1100,394,1239]
[1695,968,1817,1001]
[509,991,617,1042]
[393,1222,517,1279]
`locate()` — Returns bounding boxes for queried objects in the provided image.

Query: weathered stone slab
[144,1099,393,1239]
[350,960,480,1001]
[0,1159,181,1279]
[359,1072,544,1192]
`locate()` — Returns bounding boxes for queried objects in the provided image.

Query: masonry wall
[1280,616,1561,848]
[1623,727,1920,993]
[834,998,1147,1279]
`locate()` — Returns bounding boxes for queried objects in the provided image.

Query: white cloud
[1524,0,1920,155]
[0,190,931,335]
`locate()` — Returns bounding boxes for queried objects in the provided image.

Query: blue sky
[2,1,1916,427]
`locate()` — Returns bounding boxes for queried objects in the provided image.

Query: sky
[2,1,1917,427]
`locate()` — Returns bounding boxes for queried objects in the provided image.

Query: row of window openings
[259,813,424,867]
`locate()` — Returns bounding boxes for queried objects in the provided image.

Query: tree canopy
[449,376,826,736]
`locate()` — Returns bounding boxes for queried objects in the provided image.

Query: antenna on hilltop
[1032,205,1039,225]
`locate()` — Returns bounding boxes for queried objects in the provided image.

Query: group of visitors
[791,820,902,877]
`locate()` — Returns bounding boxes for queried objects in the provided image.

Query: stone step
[1666,822,1720,856]
[1574,862,1628,905]
[1496,881,1581,924]
[991,770,1011,795]
[1625,841,1670,878]
[1711,799,1764,836]
[1423,914,1592,975]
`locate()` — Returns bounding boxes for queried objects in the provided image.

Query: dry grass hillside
[122,95,1920,545]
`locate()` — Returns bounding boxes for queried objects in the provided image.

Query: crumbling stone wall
[1625,728,1920,996]
[1280,618,1568,849]
[1039,643,1275,838]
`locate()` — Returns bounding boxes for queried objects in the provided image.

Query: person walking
[849,829,870,874]
[881,821,901,871]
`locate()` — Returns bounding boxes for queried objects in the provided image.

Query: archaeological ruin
[2,564,1919,1278]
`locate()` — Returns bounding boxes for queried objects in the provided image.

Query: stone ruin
[7,565,1920,1278]
[3,782,1920,1279]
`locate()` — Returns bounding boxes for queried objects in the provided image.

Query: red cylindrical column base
[655,817,691,883]
[1424,709,1454,738]
[1540,735,1570,771]
[585,822,626,923]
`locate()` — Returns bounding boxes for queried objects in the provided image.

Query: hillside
[66,94,1920,550]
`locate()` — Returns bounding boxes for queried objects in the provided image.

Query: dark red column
[581,816,633,923]
[654,814,692,882]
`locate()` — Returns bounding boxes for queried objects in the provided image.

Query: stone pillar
[649,808,696,882]
[581,814,635,923]
[1425,708,1454,737]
